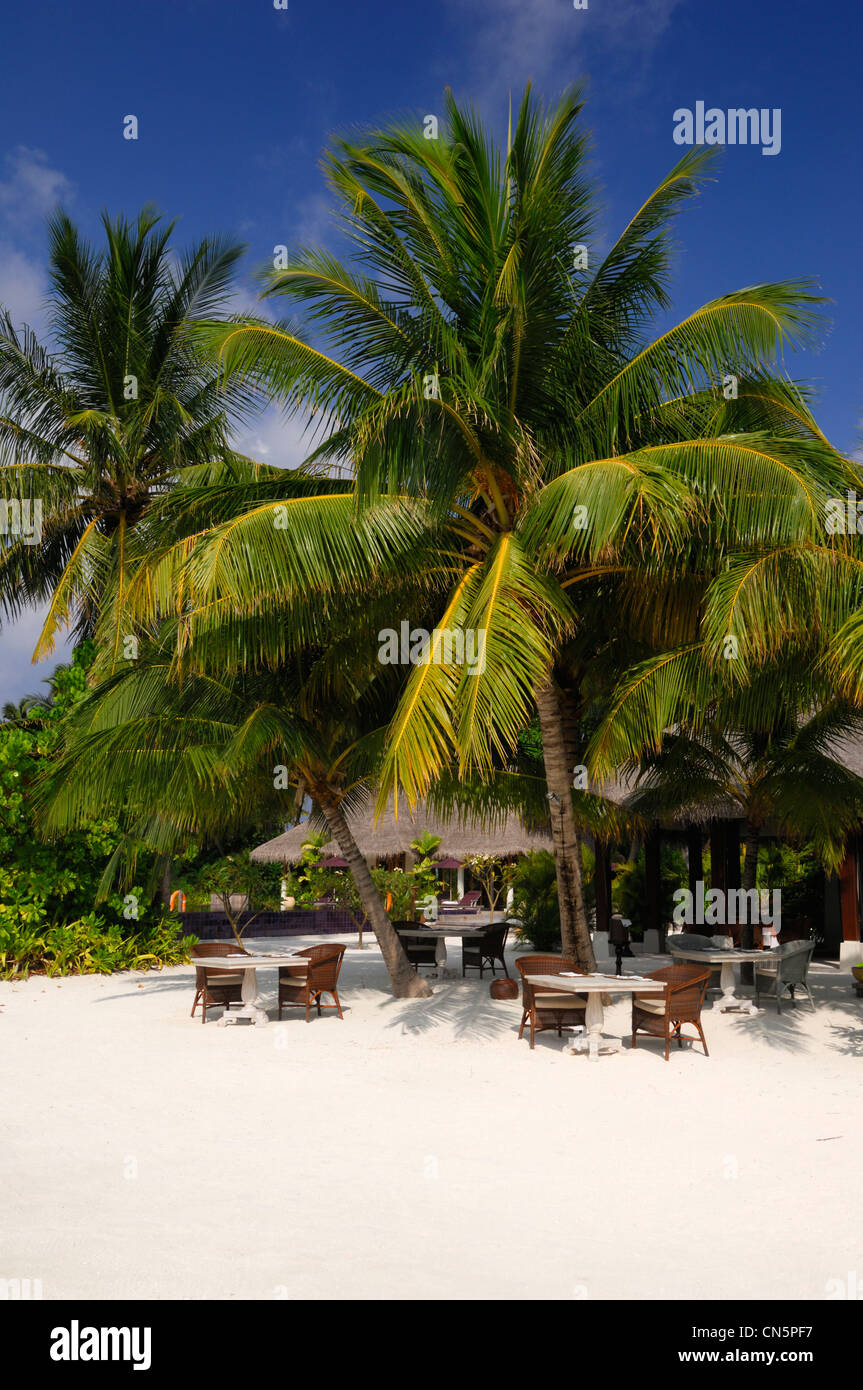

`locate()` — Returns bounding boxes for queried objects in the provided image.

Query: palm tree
[160,86,849,969]
[36,605,435,998]
[625,705,863,946]
[0,207,254,663]
[1,695,45,725]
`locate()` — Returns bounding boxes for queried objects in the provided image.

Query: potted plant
[852,963,863,997]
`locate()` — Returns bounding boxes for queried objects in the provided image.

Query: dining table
[525,971,667,1061]
[393,920,494,973]
[667,944,771,1014]
[197,947,308,1026]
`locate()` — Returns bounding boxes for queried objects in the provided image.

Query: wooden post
[839,842,860,943]
[687,824,703,899]
[725,820,741,892]
[710,822,727,894]
[645,830,663,950]
[594,838,612,934]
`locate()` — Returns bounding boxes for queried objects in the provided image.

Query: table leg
[584,992,605,1062]
[435,938,448,974]
[713,961,759,1015]
[216,968,269,1027]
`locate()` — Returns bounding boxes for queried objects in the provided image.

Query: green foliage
[510,850,561,951]
[372,866,421,921]
[510,844,598,951]
[0,643,198,975]
[612,845,687,937]
[0,646,146,929]
[0,913,194,980]
[758,842,822,923]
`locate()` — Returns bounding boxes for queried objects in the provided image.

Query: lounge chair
[632,964,710,1061]
[462,923,509,978]
[440,890,482,915]
[191,941,249,1025]
[753,939,816,1013]
[515,954,587,1050]
[277,943,347,1021]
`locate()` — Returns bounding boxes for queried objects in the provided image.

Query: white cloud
[444,0,686,102]
[0,605,75,709]
[0,241,47,331]
[0,146,73,334]
[0,146,74,225]
[232,404,322,471]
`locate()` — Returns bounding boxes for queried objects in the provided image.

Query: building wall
[176,906,365,939]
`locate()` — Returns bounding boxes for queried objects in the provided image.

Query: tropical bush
[510,850,561,951]
[0,913,195,980]
[510,846,595,951]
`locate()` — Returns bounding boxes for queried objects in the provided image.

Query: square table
[525,973,667,1061]
[667,944,773,1014]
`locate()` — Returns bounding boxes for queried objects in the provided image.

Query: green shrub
[0,913,195,979]
[510,851,561,950]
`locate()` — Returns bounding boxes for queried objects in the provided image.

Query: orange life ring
[169,890,187,912]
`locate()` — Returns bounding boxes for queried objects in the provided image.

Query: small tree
[463,854,516,924]
[197,851,279,948]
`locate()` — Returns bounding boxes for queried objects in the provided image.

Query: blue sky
[0,0,860,702]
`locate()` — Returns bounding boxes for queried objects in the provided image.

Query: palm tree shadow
[383,976,520,1042]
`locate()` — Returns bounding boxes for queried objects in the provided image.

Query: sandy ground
[2,936,861,1302]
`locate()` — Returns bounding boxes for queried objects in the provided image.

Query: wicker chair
[393,923,438,970]
[753,939,816,1013]
[632,964,710,1062]
[277,944,347,1021]
[515,954,587,1050]
[462,923,509,978]
[191,941,249,1025]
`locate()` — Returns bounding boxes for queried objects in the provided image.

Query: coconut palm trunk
[534,680,595,970]
[317,792,432,999]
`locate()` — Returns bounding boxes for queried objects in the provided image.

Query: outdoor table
[525,972,667,1061]
[394,920,494,972]
[667,945,773,1014]
[196,949,307,1027]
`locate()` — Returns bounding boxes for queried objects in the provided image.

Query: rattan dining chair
[277,943,347,1021]
[631,963,710,1061]
[190,941,249,1025]
[514,954,587,1049]
[462,923,509,978]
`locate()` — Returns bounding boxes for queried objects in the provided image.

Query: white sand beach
[2,939,861,1302]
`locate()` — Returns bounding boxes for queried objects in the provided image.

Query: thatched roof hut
[251,799,554,865]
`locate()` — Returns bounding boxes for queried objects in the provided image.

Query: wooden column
[725,820,741,892]
[686,824,703,899]
[710,821,727,893]
[594,838,612,934]
[839,841,861,943]
[645,830,662,947]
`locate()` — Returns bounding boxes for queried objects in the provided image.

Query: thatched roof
[251,799,554,865]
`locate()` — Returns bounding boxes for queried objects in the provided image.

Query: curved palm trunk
[534,680,596,971]
[318,792,432,999]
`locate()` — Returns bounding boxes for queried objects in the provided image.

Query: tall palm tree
[0,207,254,662]
[124,87,851,969]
